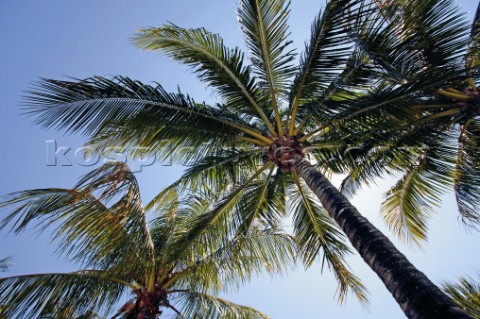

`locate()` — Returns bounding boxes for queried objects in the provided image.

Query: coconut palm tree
[22,0,473,317]
[0,162,294,319]
[443,274,480,319]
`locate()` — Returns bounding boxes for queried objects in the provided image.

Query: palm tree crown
[0,163,294,319]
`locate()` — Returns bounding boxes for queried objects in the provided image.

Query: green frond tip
[443,273,480,319]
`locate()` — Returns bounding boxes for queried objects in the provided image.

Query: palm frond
[351,0,469,81]
[303,66,470,143]
[290,175,368,305]
[467,2,480,76]
[0,163,151,274]
[25,77,264,163]
[178,163,273,245]
[0,271,127,319]
[235,168,287,234]
[166,149,265,195]
[133,24,274,132]
[288,0,359,134]
[454,119,480,226]
[171,291,270,319]
[238,0,296,134]
[381,146,453,246]
[39,295,104,319]
[443,273,480,319]
[172,229,295,294]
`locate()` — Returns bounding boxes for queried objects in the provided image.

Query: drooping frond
[238,0,296,134]
[454,119,480,226]
[133,25,274,132]
[443,273,480,319]
[290,175,368,306]
[0,271,127,319]
[381,146,453,246]
[467,2,480,77]
[0,163,151,275]
[76,163,156,273]
[171,291,270,319]
[172,229,295,294]
[235,169,287,234]
[178,163,273,244]
[25,76,268,163]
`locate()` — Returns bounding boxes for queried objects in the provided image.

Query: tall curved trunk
[294,159,470,319]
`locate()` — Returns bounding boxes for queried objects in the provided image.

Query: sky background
[0,0,479,318]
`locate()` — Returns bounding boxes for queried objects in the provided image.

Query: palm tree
[0,163,294,319]
[443,274,480,319]
[22,0,473,317]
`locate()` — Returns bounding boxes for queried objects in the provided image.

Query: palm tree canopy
[0,162,295,319]
[19,0,476,310]
[22,0,377,302]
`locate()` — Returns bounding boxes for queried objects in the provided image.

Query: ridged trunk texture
[294,159,471,319]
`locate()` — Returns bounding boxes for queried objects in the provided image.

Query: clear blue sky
[0,1,478,318]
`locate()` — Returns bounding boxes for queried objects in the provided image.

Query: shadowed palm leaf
[443,273,480,319]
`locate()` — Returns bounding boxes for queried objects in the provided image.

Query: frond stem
[237,136,270,146]
[467,77,478,90]
[255,0,284,135]
[294,115,312,136]
[437,90,471,101]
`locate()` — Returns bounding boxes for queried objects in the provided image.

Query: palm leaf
[235,169,287,234]
[454,119,480,226]
[0,272,127,319]
[381,148,453,246]
[172,229,294,294]
[290,176,368,305]
[178,163,273,244]
[288,0,359,133]
[171,291,270,319]
[0,163,151,275]
[133,24,273,131]
[238,0,296,134]
[443,273,480,319]
[352,0,469,81]
[25,76,264,162]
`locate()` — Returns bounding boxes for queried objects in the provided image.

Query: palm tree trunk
[294,158,471,319]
